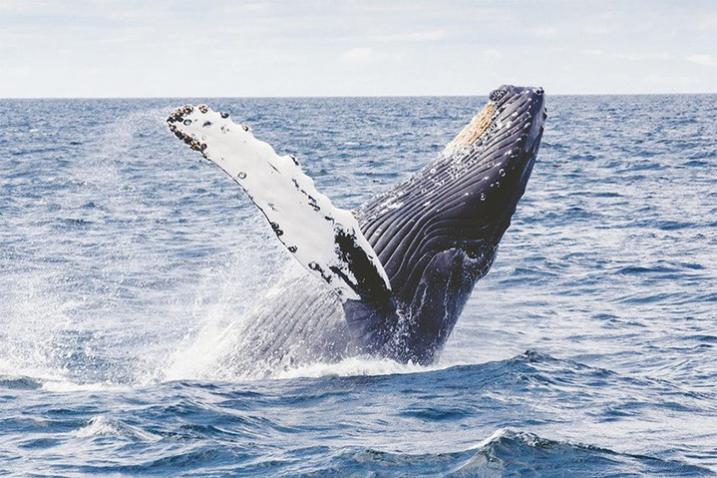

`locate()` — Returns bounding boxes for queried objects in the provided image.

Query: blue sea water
[0,95,716,477]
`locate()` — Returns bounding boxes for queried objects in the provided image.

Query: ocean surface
[1,95,715,477]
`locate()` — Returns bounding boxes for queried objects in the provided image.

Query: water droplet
[183,119,192,126]
[480,193,486,201]
[237,172,247,179]
[499,168,505,177]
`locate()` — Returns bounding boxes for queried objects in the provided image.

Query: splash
[159,255,297,383]
[271,355,434,380]
[0,269,79,382]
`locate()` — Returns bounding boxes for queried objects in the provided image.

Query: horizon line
[2,91,716,100]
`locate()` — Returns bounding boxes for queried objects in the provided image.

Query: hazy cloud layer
[1,0,715,97]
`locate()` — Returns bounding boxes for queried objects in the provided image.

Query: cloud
[482,49,503,59]
[686,53,715,66]
[373,29,446,42]
[697,15,717,31]
[0,0,45,13]
[582,49,605,56]
[614,52,673,61]
[584,25,614,35]
[338,47,377,65]
[532,26,558,38]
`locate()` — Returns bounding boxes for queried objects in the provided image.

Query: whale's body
[168,85,546,370]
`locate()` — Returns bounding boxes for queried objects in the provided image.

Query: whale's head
[357,85,546,362]
[442,84,546,200]
[440,84,546,241]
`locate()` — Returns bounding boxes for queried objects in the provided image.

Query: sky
[1,0,715,97]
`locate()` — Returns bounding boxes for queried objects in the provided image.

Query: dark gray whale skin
[231,85,546,370]
[345,85,547,364]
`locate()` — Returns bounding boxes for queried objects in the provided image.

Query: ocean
[1,95,716,476]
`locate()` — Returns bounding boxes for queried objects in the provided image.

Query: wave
[74,415,161,442]
[452,429,711,477]
[0,374,42,390]
[271,355,440,380]
[292,429,712,477]
[3,349,713,476]
[53,421,714,477]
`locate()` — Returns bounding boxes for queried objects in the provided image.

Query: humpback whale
[167,85,546,368]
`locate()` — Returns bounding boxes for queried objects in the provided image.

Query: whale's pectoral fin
[166,105,392,304]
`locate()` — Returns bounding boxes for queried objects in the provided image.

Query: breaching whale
[167,85,546,368]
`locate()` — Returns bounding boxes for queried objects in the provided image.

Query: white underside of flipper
[167,105,391,302]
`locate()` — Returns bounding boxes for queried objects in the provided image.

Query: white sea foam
[271,355,464,380]
[41,380,129,393]
[74,415,160,441]
[74,416,123,438]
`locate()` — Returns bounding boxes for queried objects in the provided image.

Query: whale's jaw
[353,85,547,363]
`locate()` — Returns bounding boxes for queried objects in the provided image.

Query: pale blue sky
[1,0,715,97]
